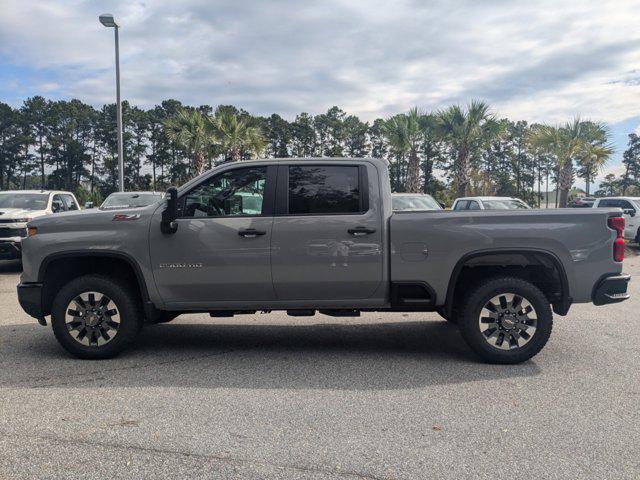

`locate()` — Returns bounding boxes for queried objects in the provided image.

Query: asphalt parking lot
[0,256,639,480]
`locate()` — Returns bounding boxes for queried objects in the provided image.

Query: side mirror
[438,202,446,209]
[161,187,179,234]
[84,201,94,209]
[623,208,636,217]
[52,202,61,213]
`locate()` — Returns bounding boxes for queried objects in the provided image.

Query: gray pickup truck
[17,158,630,363]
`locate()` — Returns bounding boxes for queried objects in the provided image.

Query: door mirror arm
[161,187,179,234]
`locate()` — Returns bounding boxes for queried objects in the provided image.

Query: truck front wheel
[51,275,143,359]
[457,277,553,364]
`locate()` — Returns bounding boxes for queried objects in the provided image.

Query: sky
[1,0,639,189]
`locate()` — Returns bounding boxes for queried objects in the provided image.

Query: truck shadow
[0,319,541,390]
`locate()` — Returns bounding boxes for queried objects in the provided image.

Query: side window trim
[274,163,370,216]
[177,165,277,219]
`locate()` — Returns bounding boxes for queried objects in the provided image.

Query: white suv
[0,190,80,260]
[592,197,640,242]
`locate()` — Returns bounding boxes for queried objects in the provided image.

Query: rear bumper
[593,274,631,306]
[0,239,22,260]
[17,282,46,325]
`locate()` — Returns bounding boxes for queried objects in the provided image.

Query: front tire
[51,275,143,359]
[458,277,553,364]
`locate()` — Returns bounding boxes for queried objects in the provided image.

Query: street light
[99,13,124,192]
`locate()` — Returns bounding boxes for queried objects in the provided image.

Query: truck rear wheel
[51,275,142,359]
[457,277,553,364]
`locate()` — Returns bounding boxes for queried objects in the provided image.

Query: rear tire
[51,275,143,359]
[458,277,552,364]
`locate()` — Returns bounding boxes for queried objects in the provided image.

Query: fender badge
[113,213,141,221]
[159,262,203,269]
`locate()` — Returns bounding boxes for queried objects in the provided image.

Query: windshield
[392,195,441,211]
[0,193,49,211]
[482,199,530,210]
[101,193,162,209]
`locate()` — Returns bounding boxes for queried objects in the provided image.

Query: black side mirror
[623,208,636,217]
[438,202,446,209]
[161,187,179,234]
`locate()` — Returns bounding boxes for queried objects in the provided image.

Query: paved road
[0,257,639,480]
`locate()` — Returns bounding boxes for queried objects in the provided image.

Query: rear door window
[468,200,480,210]
[598,199,621,208]
[287,165,362,215]
[454,200,469,210]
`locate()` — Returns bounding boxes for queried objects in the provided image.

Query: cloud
[0,0,639,128]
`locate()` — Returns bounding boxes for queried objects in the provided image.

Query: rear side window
[288,165,361,215]
[454,200,469,210]
[598,199,617,208]
[468,200,480,210]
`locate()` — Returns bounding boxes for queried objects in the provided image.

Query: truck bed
[390,208,623,306]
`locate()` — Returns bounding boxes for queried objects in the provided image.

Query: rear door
[271,162,383,301]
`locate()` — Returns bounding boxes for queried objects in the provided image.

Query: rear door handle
[238,228,266,238]
[348,226,376,236]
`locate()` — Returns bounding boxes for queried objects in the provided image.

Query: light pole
[99,13,124,192]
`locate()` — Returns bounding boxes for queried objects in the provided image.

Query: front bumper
[17,282,46,325]
[0,239,22,260]
[593,274,631,306]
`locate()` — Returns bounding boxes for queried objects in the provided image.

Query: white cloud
[0,0,639,126]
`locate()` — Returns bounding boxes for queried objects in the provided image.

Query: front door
[149,165,276,308]
[271,163,384,301]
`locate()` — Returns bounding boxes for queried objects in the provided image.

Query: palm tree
[436,101,501,197]
[210,109,265,161]
[382,108,428,193]
[531,119,605,207]
[164,108,213,177]
[577,122,614,195]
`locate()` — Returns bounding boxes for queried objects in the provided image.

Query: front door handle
[348,226,376,236]
[238,228,266,238]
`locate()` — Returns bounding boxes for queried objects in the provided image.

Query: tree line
[1,95,638,207]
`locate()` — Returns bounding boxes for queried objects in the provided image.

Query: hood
[0,208,46,220]
[29,203,158,230]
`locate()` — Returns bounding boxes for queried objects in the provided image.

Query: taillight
[608,216,625,262]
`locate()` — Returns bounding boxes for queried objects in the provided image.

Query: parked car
[18,158,630,364]
[392,193,443,211]
[593,197,640,242]
[98,191,164,210]
[571,197,596,208]
[452,196,531,210]
[0,190,79,260]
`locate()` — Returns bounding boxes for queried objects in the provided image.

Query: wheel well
[40,255,144,317]
[446,251,569,316]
